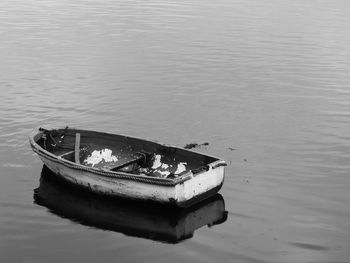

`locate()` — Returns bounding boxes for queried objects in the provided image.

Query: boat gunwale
[29,127,226,187]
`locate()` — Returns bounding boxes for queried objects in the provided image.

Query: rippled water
[1,0,350,262]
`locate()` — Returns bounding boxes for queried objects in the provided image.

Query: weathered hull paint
[40,155,224,207]
[39,156,176,203]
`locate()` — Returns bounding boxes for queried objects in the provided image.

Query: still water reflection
[1,0,350,262]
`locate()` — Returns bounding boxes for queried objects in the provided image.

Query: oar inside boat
[110,152,151,172]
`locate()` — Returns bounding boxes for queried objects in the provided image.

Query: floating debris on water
[184,142,209,149]
[184,143,198,149]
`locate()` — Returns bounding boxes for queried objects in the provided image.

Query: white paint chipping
[84,149,118,167]
[175,162,187,174]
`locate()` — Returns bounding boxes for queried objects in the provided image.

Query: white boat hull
[38,154,224,207]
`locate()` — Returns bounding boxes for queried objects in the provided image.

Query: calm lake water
[1,0,350,262]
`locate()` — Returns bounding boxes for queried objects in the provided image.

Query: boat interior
[34,127,219,178]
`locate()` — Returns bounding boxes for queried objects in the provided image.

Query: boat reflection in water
[34,166,228,243]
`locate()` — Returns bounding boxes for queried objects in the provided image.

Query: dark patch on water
[289,242,330,251]
[184,142,209,149]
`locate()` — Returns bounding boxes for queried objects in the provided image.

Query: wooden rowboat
[29,127,227,207]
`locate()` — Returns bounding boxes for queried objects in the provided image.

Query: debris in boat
[139,154,188,178]
[139,154,171,178]
[156,170,171,177]
[153,155,172,177]
[58,135,65,144]
[175,162,187,175]
[184,142,209,149]
[139,167,171,178]
[161,163,169,169]
[138,167,150,174]
[84,149,118,167]
[151,154,162,169]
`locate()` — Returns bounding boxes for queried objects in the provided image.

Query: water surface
[1,0,350,262]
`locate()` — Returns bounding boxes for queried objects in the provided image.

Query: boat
[29,126,227,207]
[34,166,228,243]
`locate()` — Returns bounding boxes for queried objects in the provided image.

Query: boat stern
[174,160,226,207]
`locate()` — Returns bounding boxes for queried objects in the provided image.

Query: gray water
[1,0,350,262]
